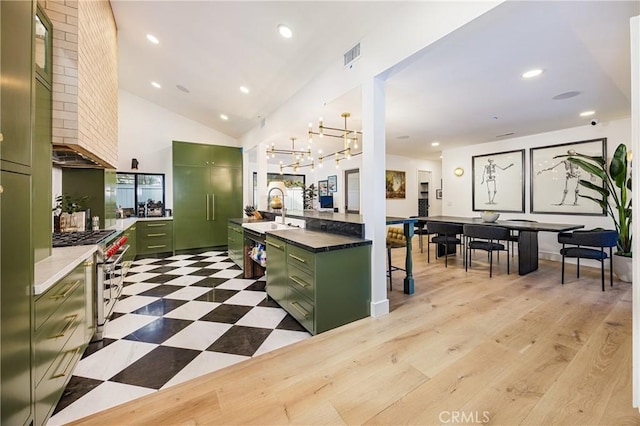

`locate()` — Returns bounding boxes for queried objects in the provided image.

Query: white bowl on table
[481,211,500,223]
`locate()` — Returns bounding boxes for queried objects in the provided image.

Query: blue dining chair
[558,229,618,291]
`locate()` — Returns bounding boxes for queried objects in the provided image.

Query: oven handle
[103,244,130,272]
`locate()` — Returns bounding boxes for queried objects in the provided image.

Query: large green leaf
[609,144,627,188]
[565,157,606,180]
[578,179,608,197]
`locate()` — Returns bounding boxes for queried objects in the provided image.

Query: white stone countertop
[34,245,97,295]
[34,217,173,295]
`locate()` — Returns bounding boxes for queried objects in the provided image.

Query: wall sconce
[454,167,464,177]
[131,158,139,170]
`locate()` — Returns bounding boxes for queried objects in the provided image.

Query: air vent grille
[344,43,361,66]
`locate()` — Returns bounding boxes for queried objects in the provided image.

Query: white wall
[442,117,631,259]
[117,89,240,208]
[385,154,442,217]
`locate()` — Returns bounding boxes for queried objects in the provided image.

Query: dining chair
[409,216,429,253]
[463,224,510,277]
[558,229,618,291]
[507,219,538,257]
[386,227,407,290]
[425,222,464,267]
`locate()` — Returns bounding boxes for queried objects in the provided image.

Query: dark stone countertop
[266,228,371,253]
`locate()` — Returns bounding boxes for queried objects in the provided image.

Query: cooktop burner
[52,230,116,248]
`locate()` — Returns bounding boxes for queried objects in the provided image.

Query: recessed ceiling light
[240,86,250,94]
[278,24,293,39]
[146,34,159,44]
[151,81,161,89]
[431,142,440,147]
[521,69,544,79]
[220,114,229,121]
[580,110,596,117]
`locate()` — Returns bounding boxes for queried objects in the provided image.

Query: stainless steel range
[53,229,130,340]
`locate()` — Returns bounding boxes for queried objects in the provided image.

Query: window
[116,173,165,216]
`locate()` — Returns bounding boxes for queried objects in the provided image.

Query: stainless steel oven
[94,232,129,340]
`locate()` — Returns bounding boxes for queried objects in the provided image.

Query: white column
[362,76,389,317]
[630,15,639,409]
[257,143,269,211]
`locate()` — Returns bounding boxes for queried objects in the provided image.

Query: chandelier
[266,137,315,174]
[308,112,362,169]
[269,112,362,174]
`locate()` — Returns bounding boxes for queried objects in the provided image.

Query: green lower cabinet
[266,235,371,335]
[123,222,137,265]
[34,260,91,426]
[227,222,244,268]
[137,220,174,255]
[266,235,287,304]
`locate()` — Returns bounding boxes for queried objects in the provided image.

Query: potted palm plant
[560,143,632,281]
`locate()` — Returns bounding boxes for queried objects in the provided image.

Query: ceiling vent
[344,42,361,67]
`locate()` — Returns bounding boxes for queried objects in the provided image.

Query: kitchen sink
[241,221,296,234]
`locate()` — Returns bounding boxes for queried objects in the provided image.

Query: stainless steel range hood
[52,144,111,168]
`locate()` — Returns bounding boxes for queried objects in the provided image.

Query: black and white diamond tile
[48,251,311,425]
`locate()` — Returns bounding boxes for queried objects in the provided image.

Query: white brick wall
[41,0,118,167]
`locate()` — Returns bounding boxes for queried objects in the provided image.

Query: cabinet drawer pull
[266,241,282,249]
[49,314,77,339]
[289,254,306,263]
[290,276,310,289]
[147,233,166,237]
[49,280,81,300]
[51,347,80,379]
[146,223,166,227]
[290,301,310,319]
[147,244,167,249]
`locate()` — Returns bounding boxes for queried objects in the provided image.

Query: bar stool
[386,227,406,290]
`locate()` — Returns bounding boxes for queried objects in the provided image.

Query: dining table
[417,215,585,275]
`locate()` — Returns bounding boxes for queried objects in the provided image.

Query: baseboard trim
[371,299,389,317]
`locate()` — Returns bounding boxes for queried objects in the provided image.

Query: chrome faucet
[267,187,286,224]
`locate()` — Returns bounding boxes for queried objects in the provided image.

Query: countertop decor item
[481,211,500,223]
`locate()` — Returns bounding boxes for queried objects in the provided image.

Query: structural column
[362,76,389,317]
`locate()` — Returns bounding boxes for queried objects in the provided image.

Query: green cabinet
[1,0,36,424]
[34,260,91,426]
[266,235,371,335]
[227,222,244,268]
[265,235,287,307]
[33,77,52,262]
[172,141,242,251]
[123,222,137,266]
[62,168,117,229]
[0,0,34,169]
[137,220,173,255]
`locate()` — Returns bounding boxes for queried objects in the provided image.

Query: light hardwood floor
[71,241,639,425]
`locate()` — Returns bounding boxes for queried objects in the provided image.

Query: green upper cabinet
[33,79,52,262]
[62,168,117,229]
[0,0,34,169]
[34,4,52,86]
[173,141,242,168]
[173,141,242,251]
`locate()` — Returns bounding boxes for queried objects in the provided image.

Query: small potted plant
[561,143,632,280]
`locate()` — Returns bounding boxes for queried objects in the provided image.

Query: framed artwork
[435,189,442,199]
[530,138,607,215]
[386,170,406,199]
[318,180,328,196]
[472,149,525,212]
[327,175,337,193]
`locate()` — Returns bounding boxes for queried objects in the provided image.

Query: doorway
[344,168,360,214]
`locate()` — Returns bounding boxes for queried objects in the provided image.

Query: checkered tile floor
[48,250,311,425]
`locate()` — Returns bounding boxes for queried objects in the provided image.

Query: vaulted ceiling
[112,1,639,160]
